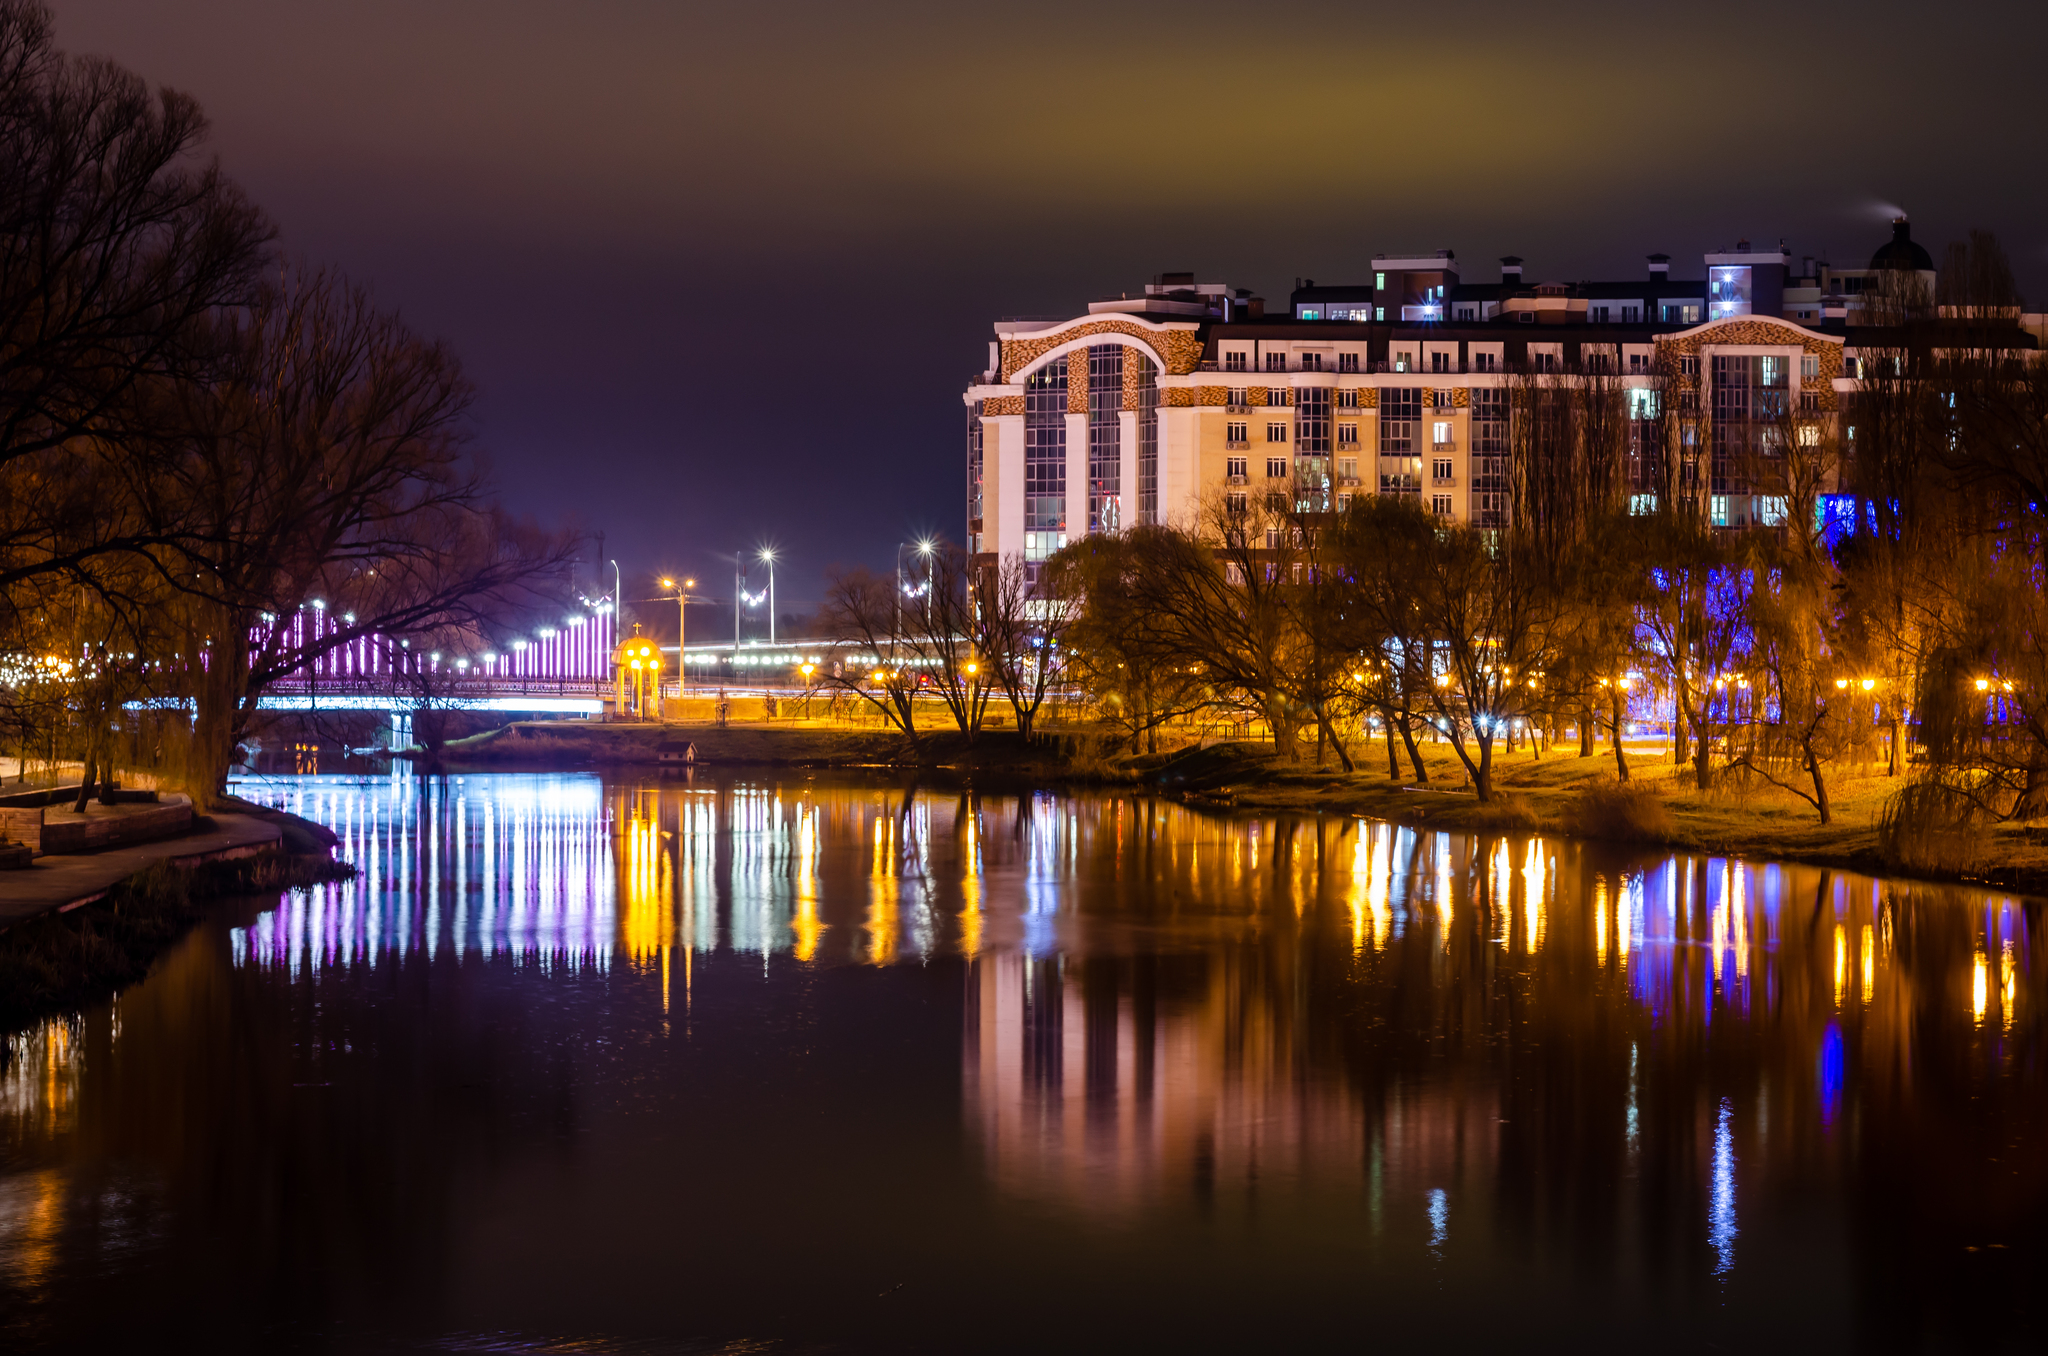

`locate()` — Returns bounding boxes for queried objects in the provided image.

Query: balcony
[1433,475,1458,487]
[1338,476,1362,488]
[1226,439,1249,450]
[1431,439,1457,452]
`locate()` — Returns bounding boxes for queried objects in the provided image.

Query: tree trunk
[1472,733,1495,802]
[1887,713,1902,776]
[1315,707,1355,773]
[1579,705,1594,757]
[1384,716,1401,779]
[1804,737,1832,824]
[1398,715,1429,784]
[1609,689,1630,784]
[1673,694,1689,765]
[1692,706,1712,789]
[71,733,98,814]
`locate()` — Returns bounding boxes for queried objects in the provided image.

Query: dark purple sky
[57,0,2048,612]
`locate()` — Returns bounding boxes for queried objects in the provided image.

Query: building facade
[962,221,2027,555]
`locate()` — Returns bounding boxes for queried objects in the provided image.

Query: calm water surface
[1,771,2043,1353]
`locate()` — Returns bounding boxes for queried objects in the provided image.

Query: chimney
[1500,255,1523,282]
[1648,253,1670,280]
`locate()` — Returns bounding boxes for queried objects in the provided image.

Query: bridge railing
[266,675,609,699]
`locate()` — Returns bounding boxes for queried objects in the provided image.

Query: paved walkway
[0,812,283,929]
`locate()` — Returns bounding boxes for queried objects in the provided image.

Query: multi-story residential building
[961,219,2031,558]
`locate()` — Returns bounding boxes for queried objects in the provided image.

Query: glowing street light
[758,548,778,645]
[662,576,698,697]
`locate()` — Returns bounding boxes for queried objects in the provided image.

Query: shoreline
[0,798,353,1033]
[440,719,2045,895]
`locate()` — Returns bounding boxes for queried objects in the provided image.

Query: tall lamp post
[661,577,698,697]
[758,548,778,645]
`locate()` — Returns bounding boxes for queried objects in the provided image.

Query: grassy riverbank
[451,718,2044,890]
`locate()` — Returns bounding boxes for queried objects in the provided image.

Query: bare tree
[971,552,1077,740]
[0,2,271,594]
[131,270,578,802]
[818,565,921,741]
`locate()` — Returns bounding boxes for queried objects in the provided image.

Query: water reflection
[0,770,2041,1351]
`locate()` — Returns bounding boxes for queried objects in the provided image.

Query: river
[0,770,2041,1352]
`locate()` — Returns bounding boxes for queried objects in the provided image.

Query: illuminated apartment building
[961,219,2028,551]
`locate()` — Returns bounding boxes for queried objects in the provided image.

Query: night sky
[54,0,2048,618]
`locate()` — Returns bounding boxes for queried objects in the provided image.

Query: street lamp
[661,577,698,698]
[758,548,778,645]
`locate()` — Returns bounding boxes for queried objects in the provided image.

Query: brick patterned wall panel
[1453,388,1470,407]
[1067,350,1089,413]
[982,395,1023,416]
[1000,319,1205,382]
[1195,386,1229,407]
[1656,318,1843,410]
[1164,388,1196,407]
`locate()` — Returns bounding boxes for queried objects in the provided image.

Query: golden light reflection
[1522,839,1546,952]
[1860,924,1873,1002]
[791,806,825,962]
[1595,875,1609,966]
[1436,837,1453,946]
[868,815,899,964]
[1973,949,1989,1023]
[1367,826,1391,948]
[1491,840,1512,946]
[1733,866,1749,979]
[1348,827,1371,954]
[618,801,671,964]
[2002,939,2016,1030]
[1834,925,1847,1008]
[959,868,984,959]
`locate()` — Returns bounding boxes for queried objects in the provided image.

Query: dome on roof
[1870,217,1934,272]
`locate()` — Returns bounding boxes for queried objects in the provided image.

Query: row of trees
[838,232,2048,841]
[0,2,575,805]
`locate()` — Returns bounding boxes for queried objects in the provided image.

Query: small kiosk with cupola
[610,629,664,721]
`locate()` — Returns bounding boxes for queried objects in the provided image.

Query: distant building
[961,220,2035,554]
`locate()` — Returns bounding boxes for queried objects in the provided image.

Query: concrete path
[0,812,283,929]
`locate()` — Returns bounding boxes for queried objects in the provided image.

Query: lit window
[1433,420,1453,446]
